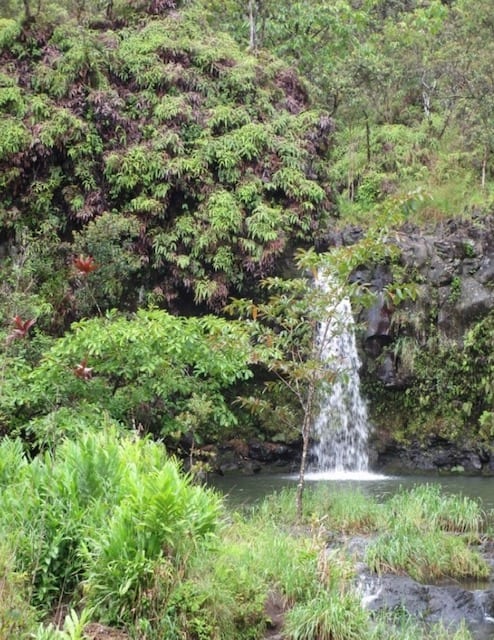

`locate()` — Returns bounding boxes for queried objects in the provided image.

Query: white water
[310,276,372,477]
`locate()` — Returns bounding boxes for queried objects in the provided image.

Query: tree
[227,198,414,517]
[1,309,253,449]
[228,250,364,518]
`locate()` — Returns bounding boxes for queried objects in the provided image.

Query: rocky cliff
[359,215,494,474]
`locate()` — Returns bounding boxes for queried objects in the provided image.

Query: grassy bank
[0,431,491,639]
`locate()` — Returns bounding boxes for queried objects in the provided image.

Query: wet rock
[358,569,494,638]
[215,439,300,474]
[376,438,493,474]
[477,255,494,284]
[399,234,432,269]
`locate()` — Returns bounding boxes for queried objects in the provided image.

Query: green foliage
[0,428,222,626]
[0,7,334,314]
[370,613,474,640]
[0,117,30,159]
[0,224,65,334]
[71,211,142,314]
[83,453,221,624]
[365,485,488,581]
[284,590,369,640]
[0,18,21,49]
[203,0,494,223]
[367,310,494,443]
[3,308,252,443]
[34,27,108,98]
[0,545,39,638]
[32,608,92,640]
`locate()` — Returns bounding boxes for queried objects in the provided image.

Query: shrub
[0,429,222,625]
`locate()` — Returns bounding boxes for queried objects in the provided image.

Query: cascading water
[309,274,370,475]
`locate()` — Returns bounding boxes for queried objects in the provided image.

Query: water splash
[310,275,370,474]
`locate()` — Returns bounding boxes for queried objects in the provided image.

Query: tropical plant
[2,309,253,448]
[0,428,222,626]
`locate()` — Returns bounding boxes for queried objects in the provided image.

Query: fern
[0,19,21,50]
[236,175,263,207]
[0,86,25,117]
[28,95,53,123]
[269,167,325,203]
[127,195,164,215]
[0,118,29,159]
[247,204,283,242]
[208,104,250,133]
[205,190,243,237]
[154,95,192,123]
[38,108,87,150]
[194,278,220,304]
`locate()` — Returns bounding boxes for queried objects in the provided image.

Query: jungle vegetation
[1,0,494,636]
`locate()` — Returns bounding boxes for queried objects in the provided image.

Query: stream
[209,470,494,640]
[209,470,494,511]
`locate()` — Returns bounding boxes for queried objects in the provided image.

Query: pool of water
[209,470,494,640]
[209,470,494,511]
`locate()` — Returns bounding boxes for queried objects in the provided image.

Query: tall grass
[0,544,39,638]
[365,484,489,581]
[254,485,382,534]
[0,444,490,639]
[370,611,474,640]
[284,590,369,640]
[384,484,485,535]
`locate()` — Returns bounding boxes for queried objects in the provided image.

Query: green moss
[366,311,494,446]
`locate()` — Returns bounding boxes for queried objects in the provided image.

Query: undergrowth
[0,443,489,640]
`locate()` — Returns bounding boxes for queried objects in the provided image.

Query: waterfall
[310,274,370,474]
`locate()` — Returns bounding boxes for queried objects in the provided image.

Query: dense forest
[1,0,494,637]
[3,0,494,450]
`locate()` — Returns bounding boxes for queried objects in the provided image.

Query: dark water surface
[209,470,494,510]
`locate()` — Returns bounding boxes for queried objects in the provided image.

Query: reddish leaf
[6,316,36,342]
[73,255,98,275]
[73,358,93,380]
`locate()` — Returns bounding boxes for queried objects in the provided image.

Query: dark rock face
[376,438,488,475]
[352,535,494,640]
[360,570,494,638]
[357,216,494,472]
[396,217,494,340]
[206,439,301,475]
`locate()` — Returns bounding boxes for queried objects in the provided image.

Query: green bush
[0,429,222,625]
[4,308,252,444]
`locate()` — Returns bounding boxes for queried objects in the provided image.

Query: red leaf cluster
[73,255,98,275]
[73,358,93,380]
[6,316,36,342]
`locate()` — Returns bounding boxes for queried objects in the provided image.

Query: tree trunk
[296,387,315,520]
[481,149,487,191]
[364,111,371,163]
[248,0,257,52]
[23,0,32,20]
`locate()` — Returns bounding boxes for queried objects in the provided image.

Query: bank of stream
[209,472,494,640]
